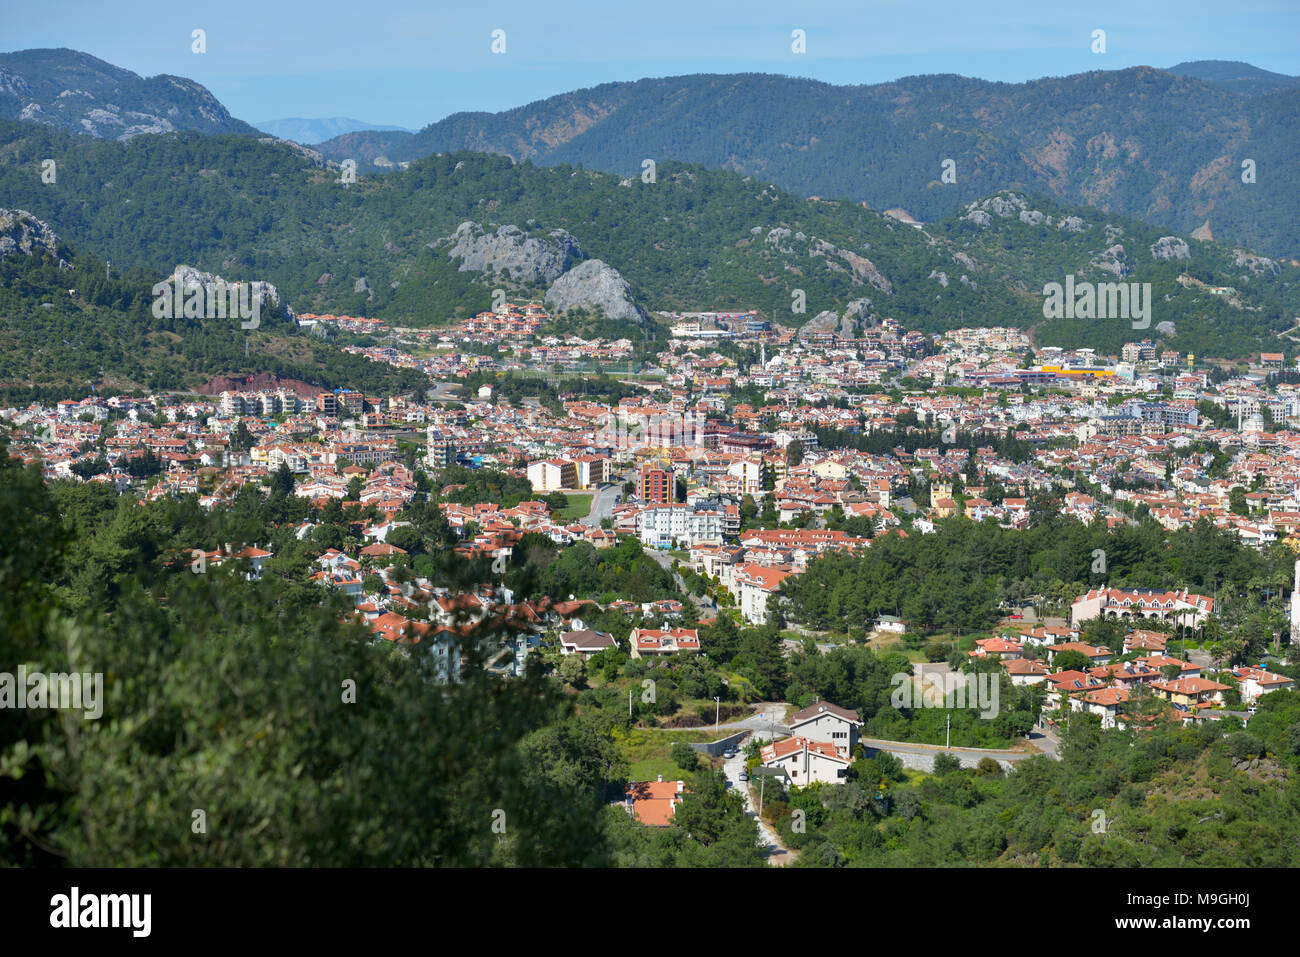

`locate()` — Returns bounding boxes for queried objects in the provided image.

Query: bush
[557,654,587,689]
[1225,732,1266,762]
[932,752,962,776]
[873,751,906,782]
[974,757,1004,777]
[670,741,699,772]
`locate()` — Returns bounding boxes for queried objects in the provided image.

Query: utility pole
[714,696,721,736]
[628,687,633,717]
[758,773,765,816]
[946,714,951,750]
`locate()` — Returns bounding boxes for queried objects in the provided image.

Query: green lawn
[555,493,593,521]
[615,727,723,782]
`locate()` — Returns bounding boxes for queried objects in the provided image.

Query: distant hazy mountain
[1166,60,1300,96]
[254,117,414,144]
[0,48,258,139]
[316,66,1300,258]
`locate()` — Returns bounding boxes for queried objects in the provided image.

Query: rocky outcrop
[442,221,582,284]
[1150,236,1191,260]
[544,259,647,323]
[811,239,893,293]
[960,192,1069,232]
[798,297,876,339]
[0,208,60,258]
[1233,249,1279,277]
[256,136,327,167]
[1092,244,1130,277]
[163,264,288,316]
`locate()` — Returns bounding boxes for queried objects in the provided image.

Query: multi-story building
[639,466,673,504]
[425,426,456,470]
[337,390,365,417]
[787,702,862,760]
[1070,587,1214,629]
[635,503,725,549]
[1121,340,1158,364]
[527,458,577,492]
[759,736,851,785]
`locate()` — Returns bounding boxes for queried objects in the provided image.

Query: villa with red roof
[625,777,687,827]
[629,627,700,659]
[760,736,851,785]
[1070,586,1214,628]
[1232,666,1295,704]
[788,702,862,760]
[1151,676,1230,709]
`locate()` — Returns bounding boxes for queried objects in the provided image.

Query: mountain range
[3,48,1296,258]
[254,117,414,145]
[313,64,1300,260]
[0,115,1297,368]
[0,48,258,140]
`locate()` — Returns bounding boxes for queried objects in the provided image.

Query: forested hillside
[315,67,1300,259]
[0,228,429,401]
[2,119,1297,360]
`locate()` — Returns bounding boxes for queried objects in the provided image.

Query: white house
[787,702,862,760]
[759,736,851,785]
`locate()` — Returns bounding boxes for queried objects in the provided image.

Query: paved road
[1027,727,1060,759]
[644,547,716,613]
[860,735,1045,765]
[425,381,462,402]
[661,702,790,736]
[720,736,795,865]
[584,482,623,527]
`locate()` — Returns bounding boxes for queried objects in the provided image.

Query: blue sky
[7,0,1299,129]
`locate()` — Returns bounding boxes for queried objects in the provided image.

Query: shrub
[670,740,698,771]
[1225,732,1266,762]
[932,752,962,776]
[974,757,1003,777]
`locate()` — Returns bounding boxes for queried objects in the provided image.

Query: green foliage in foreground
[780,695,1300,867]
[0,443,758,866]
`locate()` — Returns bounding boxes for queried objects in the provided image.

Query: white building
[635,504,724,549]
[759,736,851,785]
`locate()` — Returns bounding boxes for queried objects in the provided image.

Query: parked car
[738,770,749,782]
[723,749,737,759]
